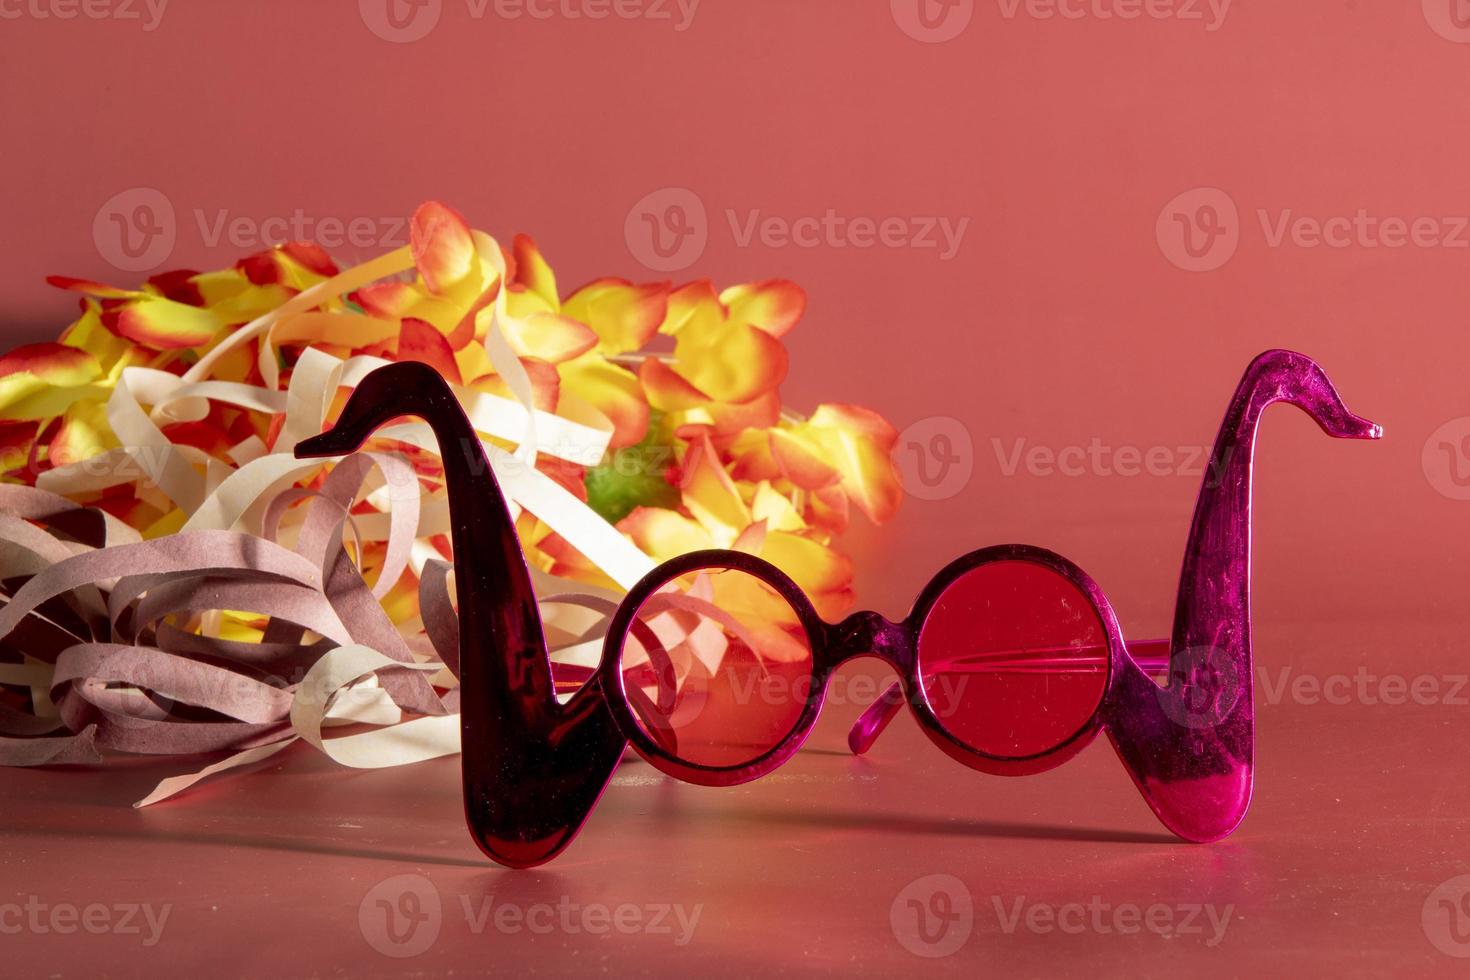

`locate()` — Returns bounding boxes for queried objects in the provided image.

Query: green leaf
[583,412,681,524]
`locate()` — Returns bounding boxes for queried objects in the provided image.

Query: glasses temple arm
[1103,350,1379,842]
[295,361,626,868]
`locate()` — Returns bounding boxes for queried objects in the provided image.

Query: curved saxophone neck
[300,362,626,867]
[1172,349,1381,654]
[296,360,556,713]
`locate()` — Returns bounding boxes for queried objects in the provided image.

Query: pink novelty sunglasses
[297,349,1380,868]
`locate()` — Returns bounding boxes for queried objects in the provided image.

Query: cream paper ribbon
[5,230,666,804]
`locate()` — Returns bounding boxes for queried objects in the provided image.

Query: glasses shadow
[709,805,1180,846]
[8,818,489,868]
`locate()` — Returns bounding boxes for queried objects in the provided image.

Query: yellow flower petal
[499,312,598,365]
[0,343,102,415]
[619,506,715,562]
[658,281,724,337]
[47,398,117,469]
[104,295,222,350]
[639,358,711,413]
[562,279,669,355]
[673,320,788,404]
[750,481,806,533]
[795,404,903,523]
[719,280,806,337]
[679,435,750,547]
[558,354,650,449]
[769,427,842,491]
[761,531,854,620]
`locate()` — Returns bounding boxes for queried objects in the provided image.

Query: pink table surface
[6,615,1468,978]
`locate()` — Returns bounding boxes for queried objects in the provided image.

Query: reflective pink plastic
[296,349,1381,867]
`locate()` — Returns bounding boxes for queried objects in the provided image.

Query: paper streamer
[0,224,661,806]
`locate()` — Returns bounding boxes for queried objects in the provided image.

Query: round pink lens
[617,567,815,770]
[917,560,1109,759]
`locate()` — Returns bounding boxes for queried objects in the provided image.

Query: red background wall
[1,1,1460,639]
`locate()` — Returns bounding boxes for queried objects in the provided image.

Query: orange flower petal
[673,321,789,404]
[237,242,337,289]
[446,281,500,350]
[279,241,339,277]
[351,281,422,318]
[470,357,561,415]
[708,567,813,660]
[46,275,137,300]
[537,455,589,502]
[57,302,136,376]
[804,405,903,523]
[638,358,710,413]
[761,531,854,620]
[498,312,598,364]
[808,403,899,453]
[103,295,222,350]
[659,280,724,336]
[0,342,102,387]
[411,201,477,295]
[0,343,103,415]
[562,279,670,355]
[726,428,782,483]
[680,434,751,544]
[0,419,38,480]
[47,399,116,469]
[144,269,206,306]
[807,485,851,535]
[769,428,842,491]
[619,506,715,562]
[720,280,806,337]
[396,317,462,385]
[704,390,782,437]
[750,482,806,532]
[159,418,233,459]
[538,529,619,590]
[512,234,560,309]
[558,356,649,449]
